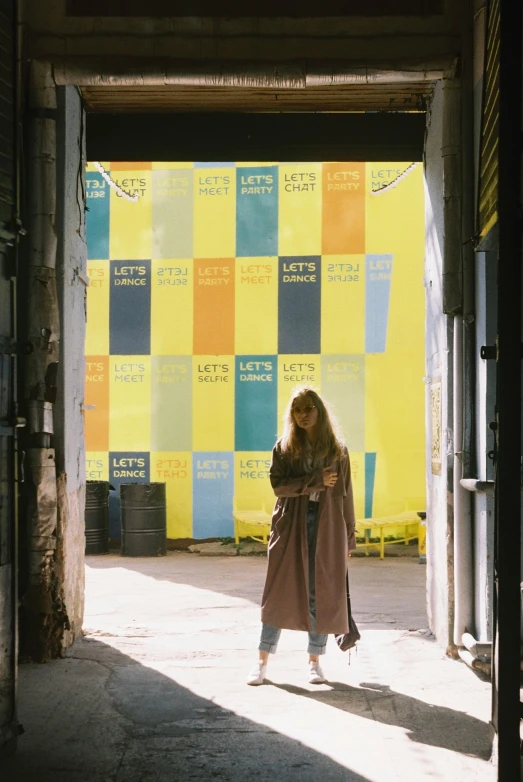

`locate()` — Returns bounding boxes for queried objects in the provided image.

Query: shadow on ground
[2,638,373,782]
[84,552,429,631]
[272,680,492,760]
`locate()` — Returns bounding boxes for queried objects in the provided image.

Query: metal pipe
[453,316,474,641]
[462,631,492,660]
[458,646,491,675]
[50,57,454,88]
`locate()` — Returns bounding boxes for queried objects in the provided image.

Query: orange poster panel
[322,162,365,254]
[85,356,109,451]
[193,259,235,355]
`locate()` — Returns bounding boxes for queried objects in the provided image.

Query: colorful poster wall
[85,161,425,539]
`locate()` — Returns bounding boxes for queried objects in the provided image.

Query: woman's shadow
[272,679,492,760]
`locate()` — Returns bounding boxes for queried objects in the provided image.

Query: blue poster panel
[365,254,393,353]
[278,256,321,354]
[86,172,110,260]
[193,452,234,538]
[365,452,377,518]
[110,259,151,355]
[236,166,278,257]
[235,356,278,451]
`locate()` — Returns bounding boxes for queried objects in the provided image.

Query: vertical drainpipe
[442,74,474,647]
[459,0,477,645]
[21,60,61,661]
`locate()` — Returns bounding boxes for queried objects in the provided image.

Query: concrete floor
[3,552,495,781]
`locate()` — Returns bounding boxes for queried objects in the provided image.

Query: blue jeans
[259,502,328,656]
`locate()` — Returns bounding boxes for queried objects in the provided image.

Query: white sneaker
[246,661,268,686]
[308,660,326,684]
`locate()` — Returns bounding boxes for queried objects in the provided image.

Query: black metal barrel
[120,483,167,557]
[85,481,110,555]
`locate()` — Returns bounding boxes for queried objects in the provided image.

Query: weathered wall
[424,80,454,647]
[54,86,87,651]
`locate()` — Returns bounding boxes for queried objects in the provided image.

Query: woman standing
[247,387,357,686]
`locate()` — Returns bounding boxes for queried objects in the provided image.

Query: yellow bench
[233,499,425,559]
[356,510,424,559]
[233,497,272,545]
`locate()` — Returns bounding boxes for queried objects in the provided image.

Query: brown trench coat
[261,440,357,634]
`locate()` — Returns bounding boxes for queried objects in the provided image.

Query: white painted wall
[424,80,455,647]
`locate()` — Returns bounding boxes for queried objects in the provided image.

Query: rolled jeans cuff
[307,638,327,655]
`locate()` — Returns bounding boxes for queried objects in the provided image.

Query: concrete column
[424,80,455,648]
[54,86,87,651]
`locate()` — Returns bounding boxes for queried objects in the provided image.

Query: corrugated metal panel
[478,0,500,241]
[81,83,432,113]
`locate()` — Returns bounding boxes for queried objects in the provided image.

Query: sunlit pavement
[4,552,495,781]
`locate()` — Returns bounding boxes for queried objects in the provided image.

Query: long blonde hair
[280,387,344,465]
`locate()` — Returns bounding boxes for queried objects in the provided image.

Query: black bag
[334,572,361,652]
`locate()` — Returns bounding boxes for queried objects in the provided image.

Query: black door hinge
[480,345,496,359]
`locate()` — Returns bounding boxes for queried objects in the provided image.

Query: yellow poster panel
[109,356,151,452]
[86,451,109,482]
[366,162,425,355]
[86,260,109,355]
[365,352,425,517]
[109,170,153,260]
[151,259,193,355]
[234,452,274,511]
[151,451,192,538]
[235,258,278,355]
[193,168,235,258]
[192,356,234,452]
[321,255,365,354]
[278,163,322,257]
[86,162,109,173]
[277,355,321,436]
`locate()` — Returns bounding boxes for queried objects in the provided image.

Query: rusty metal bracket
[0,336,32,356]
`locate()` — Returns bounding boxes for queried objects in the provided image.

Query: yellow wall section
[86,451,109,481]
[86,260,109,355]
[151,259,193,355]
[86,162,109,173]
[109,356,151,452]
[192,356,234,451]
[151,451,192,538]
[193,168,236,258]
[365,163,425,516]
[278,163,322,257]
[321,255,365,354]
[109,170,152,260]
[235,257,278,354]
